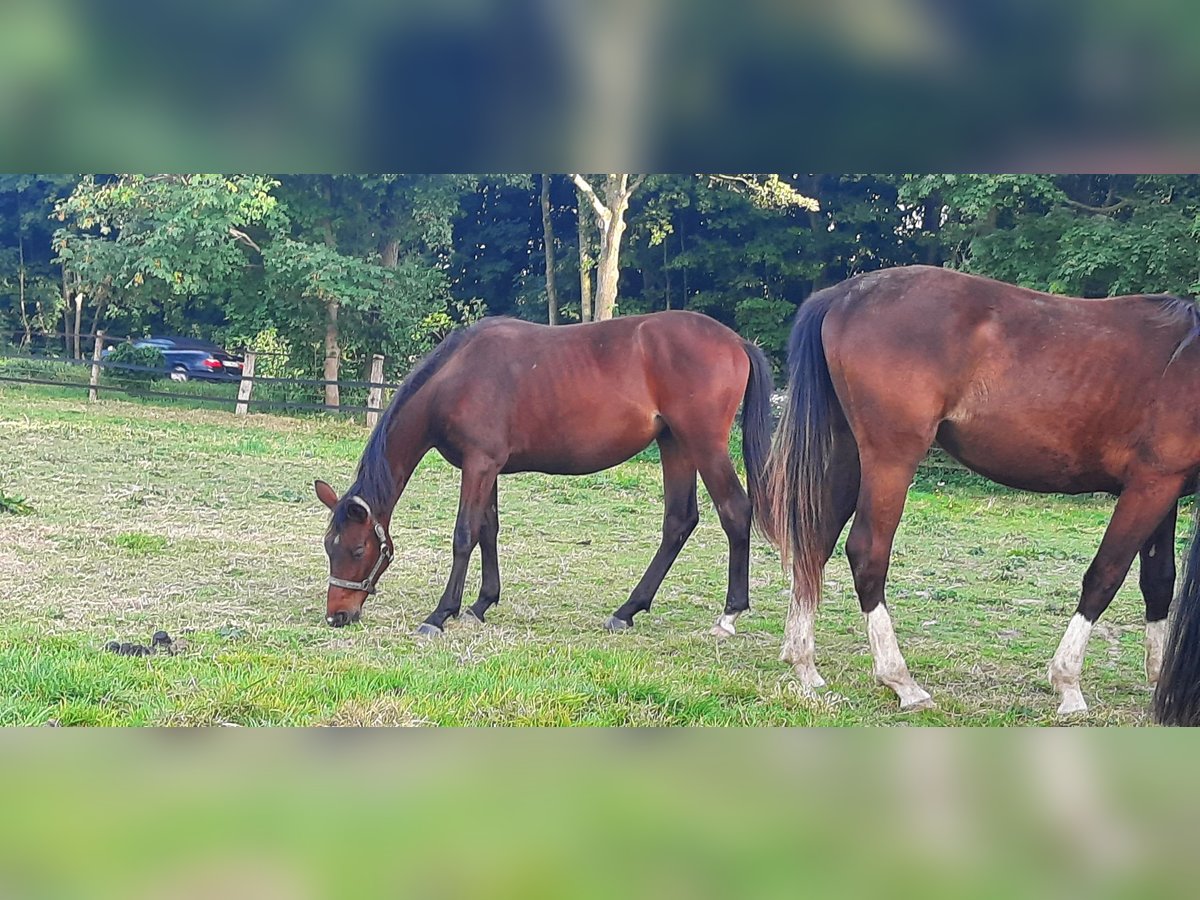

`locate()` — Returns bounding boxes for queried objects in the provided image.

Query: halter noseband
[327,496,394,595]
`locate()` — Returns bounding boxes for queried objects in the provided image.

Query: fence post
[88,330,104,402]
[235,351,257,416]
[366,354,386,429]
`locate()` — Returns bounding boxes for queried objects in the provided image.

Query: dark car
[109,337,245,382]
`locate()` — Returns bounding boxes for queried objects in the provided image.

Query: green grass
[0,383,1170,725]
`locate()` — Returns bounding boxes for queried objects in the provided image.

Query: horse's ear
[314,479,339,510]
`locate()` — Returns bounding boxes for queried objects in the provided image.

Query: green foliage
[0,489,33,515]
[10,171,1200,383]
[0,355,88,384]
[733,296,796,369]
[900,174,1200,298]
[102,343,165,384]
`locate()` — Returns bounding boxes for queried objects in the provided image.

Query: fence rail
[0,336,400,425]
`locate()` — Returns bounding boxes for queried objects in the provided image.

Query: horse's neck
[377,397,433,519]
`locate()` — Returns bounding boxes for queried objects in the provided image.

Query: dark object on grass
[105,630,176,656]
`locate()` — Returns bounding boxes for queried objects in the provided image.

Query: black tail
[1154,512,1200,725]
[764,287,843,609]
[740,340,774,533]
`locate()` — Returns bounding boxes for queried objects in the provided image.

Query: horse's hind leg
[781,438,859,689]
[1049,479,1183,713]
[466,482,501,623]
[607,436,699,630]
[694,449,753,637]
[1139,503,1177,686]
[845,450,933,711]
[418,457,502,636]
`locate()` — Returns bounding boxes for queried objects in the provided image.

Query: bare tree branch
[228,226,263,255]
[570,174,610,223]
[1062,197,1132,215]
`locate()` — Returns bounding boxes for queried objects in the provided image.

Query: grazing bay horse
[314,311,773,639]
[765,265,1200,716]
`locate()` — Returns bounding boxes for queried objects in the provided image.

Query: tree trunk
[570,174,644,321]
[577,187,594,323]
[61,268,73,355]
[662,239,670,310]
[594,218,623,320]
[321,185,341,410]
[17,227,30,347]
[324,299,341,410]
[88,280,111,344]
[922,193,943,266]
[541,174,560,325]
[379,238,399,269]
[73,292,84,359]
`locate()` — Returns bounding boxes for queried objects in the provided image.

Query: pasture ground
[0,386,1178,725]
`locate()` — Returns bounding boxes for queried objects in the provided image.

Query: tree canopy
[3,173,1198,377]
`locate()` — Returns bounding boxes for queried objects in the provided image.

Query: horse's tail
[1153,513,1200,725]
[764,287,843,610]
[740,339,774,533]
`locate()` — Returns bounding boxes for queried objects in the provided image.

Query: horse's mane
[331,326,475,528]
[1149,294,1200,363]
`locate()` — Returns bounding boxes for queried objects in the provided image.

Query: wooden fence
[0,332,402,427]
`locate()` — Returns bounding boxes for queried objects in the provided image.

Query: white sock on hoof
[1048,613,1094,716]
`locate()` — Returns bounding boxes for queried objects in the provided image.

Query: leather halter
[327,496,393,595]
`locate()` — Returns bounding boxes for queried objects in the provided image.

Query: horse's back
[818,266,1200,492]
[433,311,750,474]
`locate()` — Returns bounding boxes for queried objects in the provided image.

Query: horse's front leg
[467,481,501,623]
[416,458,501,637]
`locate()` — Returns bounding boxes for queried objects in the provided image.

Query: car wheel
[170,365,190,382]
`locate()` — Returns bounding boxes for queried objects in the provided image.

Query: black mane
[331,326,473,528]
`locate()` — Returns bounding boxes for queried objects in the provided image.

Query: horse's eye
[352,546,366,559]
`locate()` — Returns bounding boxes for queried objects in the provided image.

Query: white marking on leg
[865,605,933,710]
[711,612,740,637]
[780,569,826,689]
[1048,612,1093,715]
[1145,618,1167,686]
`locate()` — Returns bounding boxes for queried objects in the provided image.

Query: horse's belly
[935,421,1120,494]
[502,423,661,476]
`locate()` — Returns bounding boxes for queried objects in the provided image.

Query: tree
[541,174,560,325]
[570,174,647,320]
[0,175,75,349]
[52,174,283,356]
[267,175,475,406]
[900,175,1200,297]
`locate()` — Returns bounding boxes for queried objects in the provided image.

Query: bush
[0,354,89,384]
[102,343,165,384]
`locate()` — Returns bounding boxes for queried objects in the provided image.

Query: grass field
[0,384,1181,726]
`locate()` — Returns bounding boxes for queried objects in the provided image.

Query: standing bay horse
[315,311,773,639]
[764,265,1200,717]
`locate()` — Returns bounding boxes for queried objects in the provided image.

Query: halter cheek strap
[327,496,394,595]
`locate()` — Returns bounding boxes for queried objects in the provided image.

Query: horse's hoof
[414,623,444,638]
[604,616,632,632]
[900,696,937,713]
[464,608,484,625]
[710,624,735,639]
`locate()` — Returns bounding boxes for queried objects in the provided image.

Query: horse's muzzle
[326,609,361,628]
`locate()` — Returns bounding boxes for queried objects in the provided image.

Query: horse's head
[314,479,394,627]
